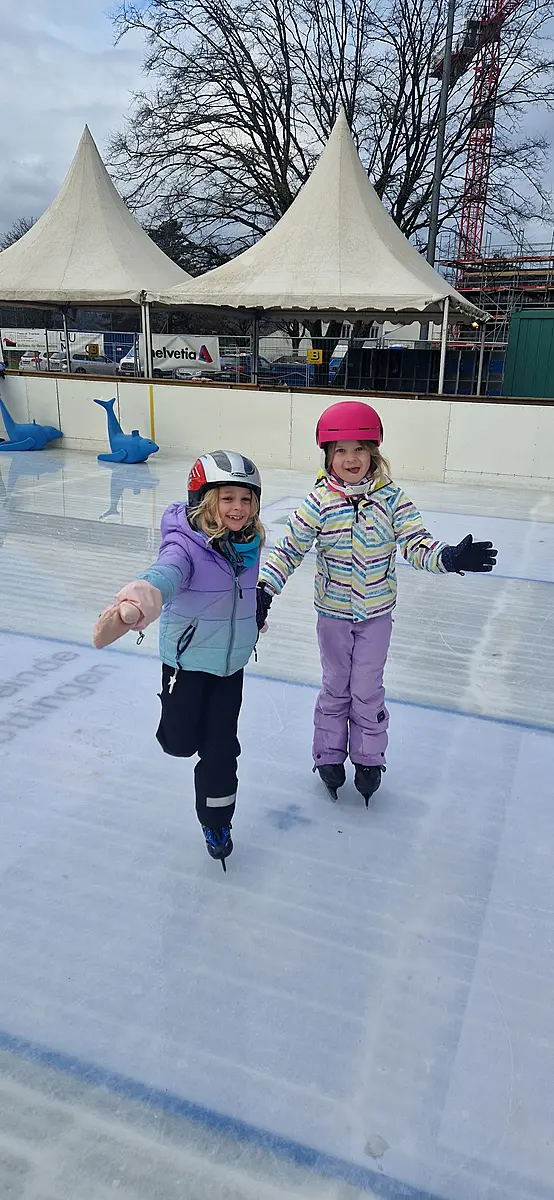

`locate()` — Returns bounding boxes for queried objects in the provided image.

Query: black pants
[156,664,243,829]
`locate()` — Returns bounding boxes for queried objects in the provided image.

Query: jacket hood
[175,504,260,558]
[163,502,217,554]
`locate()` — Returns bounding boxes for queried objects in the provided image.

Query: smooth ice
[1,451,554,1200]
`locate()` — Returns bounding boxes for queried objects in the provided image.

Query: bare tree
[0,216,36,251]
[111,0,554,260]
[145,216,229,273]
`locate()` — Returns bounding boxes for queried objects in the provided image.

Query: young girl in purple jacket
[94,451,265,870]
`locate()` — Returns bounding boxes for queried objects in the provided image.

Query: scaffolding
[439,238,554,344]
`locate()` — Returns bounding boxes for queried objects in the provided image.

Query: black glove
[256,582,273,629]
[441,534,497,574]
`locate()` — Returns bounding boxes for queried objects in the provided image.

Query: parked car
[46,352,69,372]
[270,356,313,387]
[70,353,118,376]
[217,353,275,384]
[19,350,117,375]
[18,350,67,372]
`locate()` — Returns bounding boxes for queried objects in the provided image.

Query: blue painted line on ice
[1,624,553,736]
[0,1027,440,1200]
[0,625,158,660]
[250,671,554,736]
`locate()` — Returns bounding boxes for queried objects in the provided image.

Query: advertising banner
[0,329,105,353]
[138,334,220,374]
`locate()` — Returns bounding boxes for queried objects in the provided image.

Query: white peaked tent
[0,126,190,306]
[150,110,484,325]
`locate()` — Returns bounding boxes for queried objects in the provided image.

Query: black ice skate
[313,762,346,802]
[202,824,233,872]
[353,764,384,808]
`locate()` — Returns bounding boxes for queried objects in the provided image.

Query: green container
[503,309,554,398]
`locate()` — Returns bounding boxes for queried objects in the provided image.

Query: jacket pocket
[175,619,198,664]
[315,557,331,604]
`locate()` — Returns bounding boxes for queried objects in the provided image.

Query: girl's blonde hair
[325,440,391,485]
[191,486,265,546]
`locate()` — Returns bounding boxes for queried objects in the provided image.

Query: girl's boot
[353,764,384,808]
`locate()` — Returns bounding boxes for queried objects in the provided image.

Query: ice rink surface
[1,450,554,1200]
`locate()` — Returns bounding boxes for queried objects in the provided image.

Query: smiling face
[217,485,255,531]
[330,441,372,484]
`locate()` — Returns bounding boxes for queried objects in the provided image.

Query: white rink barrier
[2,372,554,488]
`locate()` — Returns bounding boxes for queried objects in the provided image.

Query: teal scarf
[220,530,261,569]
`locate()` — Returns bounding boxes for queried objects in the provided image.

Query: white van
[117,346,205,380]
[117,347,140,377]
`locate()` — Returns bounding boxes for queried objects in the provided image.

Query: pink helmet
[316,401,383,448]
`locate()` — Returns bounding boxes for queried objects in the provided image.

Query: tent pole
[140,303,146,376]
[145,302,154,378]
[438,297,449,394]
[476,322,486,396]
[252,314,259,386]
[140,300,154,379]
[62,310,71,375]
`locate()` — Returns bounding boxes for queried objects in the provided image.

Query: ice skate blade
[221,857,227,873]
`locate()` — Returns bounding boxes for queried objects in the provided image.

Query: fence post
[476,323,486,396]
[252,314,259,386]
[141,301,154,378]
[62,310,71,375]
[438,297,450,394]
[344,331,352,390]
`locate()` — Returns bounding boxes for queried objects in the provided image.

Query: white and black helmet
[187,450,261,509]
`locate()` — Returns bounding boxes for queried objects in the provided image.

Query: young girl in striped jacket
[257,401,497,806]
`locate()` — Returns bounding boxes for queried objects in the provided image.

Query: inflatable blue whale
[94,397,159,464]
[0,395,63,451]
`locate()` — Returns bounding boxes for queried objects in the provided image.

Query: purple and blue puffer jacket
[119,503,261,676]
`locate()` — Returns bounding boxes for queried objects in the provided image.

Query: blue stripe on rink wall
[0,1027,441,1200]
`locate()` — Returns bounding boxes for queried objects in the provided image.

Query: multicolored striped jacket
[259,476,448,622]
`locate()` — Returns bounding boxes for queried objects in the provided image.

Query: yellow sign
[86,342,100,357]
[307,348,323,365]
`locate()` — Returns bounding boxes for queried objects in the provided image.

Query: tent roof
[0,127,190,307]
[151,111,484,323]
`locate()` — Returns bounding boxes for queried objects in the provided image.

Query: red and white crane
[433,0,525,272]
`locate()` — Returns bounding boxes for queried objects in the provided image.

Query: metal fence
[241,333,505,395]
[0,330,135,375]
[3,326,505,395]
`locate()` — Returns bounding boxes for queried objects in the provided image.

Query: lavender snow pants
[313,612,393,768]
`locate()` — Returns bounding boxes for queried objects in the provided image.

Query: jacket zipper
[225,566,241,675]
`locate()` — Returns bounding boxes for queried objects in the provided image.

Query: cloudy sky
[0,1,145,236]
[0,1,552,249]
